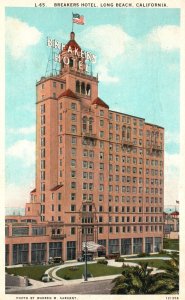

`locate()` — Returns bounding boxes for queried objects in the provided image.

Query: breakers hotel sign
[47,37,96,72]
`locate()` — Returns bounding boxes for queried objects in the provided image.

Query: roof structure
[50,184,63,191]
[63,32,81,52]
[92,97,109,109]
[58,89,79,99]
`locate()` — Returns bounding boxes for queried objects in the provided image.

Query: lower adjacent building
[5,31,164,265]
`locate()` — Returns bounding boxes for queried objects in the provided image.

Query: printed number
[35,3,45,7]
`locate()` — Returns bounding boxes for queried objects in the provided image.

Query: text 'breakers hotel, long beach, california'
[5,30,164,265]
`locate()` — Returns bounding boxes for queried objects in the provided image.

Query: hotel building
[5,32,164,265]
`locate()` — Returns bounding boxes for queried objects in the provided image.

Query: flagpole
[72,12,74,32]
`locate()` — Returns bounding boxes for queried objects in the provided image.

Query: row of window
[50,192,163,205]
[41,81,64,90]
[99,225,163,234]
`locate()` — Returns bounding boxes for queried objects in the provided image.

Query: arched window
[81,82,85,94]
[82,116,87,132]
[122,126,126,139]
[89,117,93,133]
[69,58,73,68]
[76,80,80,93]
[86,84,91,96]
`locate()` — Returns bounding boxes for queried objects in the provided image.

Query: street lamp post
[84,227,88,281]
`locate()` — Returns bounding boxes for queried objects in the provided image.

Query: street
[6,279,114,294]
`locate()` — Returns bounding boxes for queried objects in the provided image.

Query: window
[71,103,77,110]
[100,163,104,170]
[41,104,45,114]
[71,125,76,133]
[71,205,76,211]
[100,131,104,138]
[89,172,93,180]
[89,162,94,169]
[83,161,88,168]
[99,195,104,201]
[100,152,104,159]
[71,159,76,167]
[71,114,76,121]
[71,193,76,201]
[99,205,103,212]
[100,119,104,126]
[71,182,76,189]
[89,150,94,158]
[99,216,103,222]
[41,160,45,169]
[100,141,104,149]
[99,227,103,234]
[100,110,104,117]
[99,184,104,191]
[71,227,76,235]
[83,183,88,190]
[71,148,76,156]
[41,115,45,125]
[89,183,94,190]
[41,138,45,147]
[71,170,76,178]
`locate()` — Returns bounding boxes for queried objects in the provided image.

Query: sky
[5,7,180,208]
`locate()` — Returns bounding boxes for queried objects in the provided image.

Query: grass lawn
[163,238,179,250]
[6,265,55,281]
[125,259,169,269]
[56,263,123,280]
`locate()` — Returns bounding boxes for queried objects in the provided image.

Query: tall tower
[23,31,164,261]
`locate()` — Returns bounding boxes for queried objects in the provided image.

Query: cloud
[8,125,36,135]
[5,182,34,208]
[6,140,35,167]
[6,17,42,59]
[165,131,179,145]
[164,152,180,206]
[80,25,133,83]
[147,25,180,51]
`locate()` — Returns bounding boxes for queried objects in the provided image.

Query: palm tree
[111,259,179,295]
[158,252,179,293]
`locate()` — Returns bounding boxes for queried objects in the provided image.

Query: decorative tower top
[70,31,75,40]
[60,32,86,74]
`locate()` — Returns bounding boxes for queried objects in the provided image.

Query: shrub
[115,257,125,262]
[63,274,71,280]
[159,250,167,255]
[97,259,108,265]
[137,252,150,258]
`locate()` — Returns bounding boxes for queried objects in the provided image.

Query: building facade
[5,32,164,265]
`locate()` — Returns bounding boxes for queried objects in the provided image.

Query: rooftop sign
[47,37,96,72]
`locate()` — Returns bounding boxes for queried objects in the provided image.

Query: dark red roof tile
[63,40,81,52]
[50,185,63,191]
[92,97,109,109]
[58,89,78,99]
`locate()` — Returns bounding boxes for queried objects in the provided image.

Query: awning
[82,241,105,252]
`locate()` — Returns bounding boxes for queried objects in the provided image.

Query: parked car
[41,274,52,282]
[48,257,64,264]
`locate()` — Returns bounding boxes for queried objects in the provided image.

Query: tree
[111,257,179,295]
[158,252,179,293]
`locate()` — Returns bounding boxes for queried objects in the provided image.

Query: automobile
[48,257,64,264]
[41,274,52,282]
